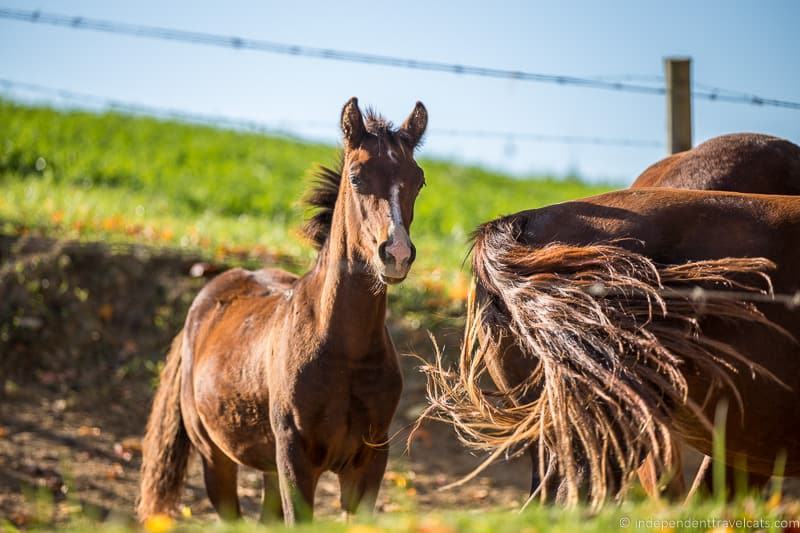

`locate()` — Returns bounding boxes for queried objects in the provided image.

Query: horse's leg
[528,447,540,495]
[259,471,283,523]
[637,453,660,500]
[338,446,389,517]
[639,445,687,500]
[663,444,687,499]
[274,418,317,524]
[637,438,686,501]
[201,449,241,521]
[527,447,560,501]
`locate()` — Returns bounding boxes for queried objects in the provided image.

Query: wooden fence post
[664,57,692,154]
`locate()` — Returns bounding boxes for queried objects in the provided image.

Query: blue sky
[1,0,799,183]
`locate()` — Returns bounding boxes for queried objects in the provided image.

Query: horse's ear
[341,97,366,148]
[401,101,428,148]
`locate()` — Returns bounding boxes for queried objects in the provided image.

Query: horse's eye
[350,173,363,189]
[419,177,426,190]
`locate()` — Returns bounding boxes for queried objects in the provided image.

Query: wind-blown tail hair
[421,217,782,508]
[137,332,192,521]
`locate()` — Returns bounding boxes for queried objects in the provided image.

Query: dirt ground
[0,235,529,528]
[0,352,531,527]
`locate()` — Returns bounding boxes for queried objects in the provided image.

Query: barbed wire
[0,78,665,148]
[664,286,800,310]
[593,74,784,104]
[432,128,662,147]
[588,282,800,310]
[1,7,799,110]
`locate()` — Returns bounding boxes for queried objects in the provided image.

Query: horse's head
[339,97,427,284]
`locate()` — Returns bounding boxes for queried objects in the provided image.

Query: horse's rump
[632,133,800,194]
[422,190,800,508]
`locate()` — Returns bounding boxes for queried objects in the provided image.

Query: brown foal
[138,98,428,524]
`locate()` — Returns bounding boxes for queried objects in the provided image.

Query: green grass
[6,490,799,532]
[7,436,798,532]
[0,99,613,299]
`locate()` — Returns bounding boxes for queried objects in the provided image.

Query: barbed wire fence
[1,7,799,309]
[1,7,799,111]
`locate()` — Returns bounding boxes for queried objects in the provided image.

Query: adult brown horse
[138,98,428,524]
[631,133,800,498]
[424,188,800,508]
[501,132,800,501]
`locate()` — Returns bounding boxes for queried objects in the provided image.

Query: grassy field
[0,99,613,304]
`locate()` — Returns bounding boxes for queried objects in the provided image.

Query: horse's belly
[192,361,277,470]
[199,401,278,470]
[202,404,277,471]
[683,367,800,474]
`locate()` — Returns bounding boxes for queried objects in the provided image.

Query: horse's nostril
[378,240,389,263]
[379,238,414,268]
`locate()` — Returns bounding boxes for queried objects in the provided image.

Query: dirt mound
[0,235,210,390]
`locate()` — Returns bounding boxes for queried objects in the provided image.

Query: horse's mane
[420,214,784,508]
[302,162,343,249]
[301,109,411,249]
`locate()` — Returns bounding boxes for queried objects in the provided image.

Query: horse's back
[503,189,800,258]
[632,133,800,194]
[197,267,297,303]
[183,266,295,346]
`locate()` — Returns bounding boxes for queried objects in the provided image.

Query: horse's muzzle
[378,237,416,283]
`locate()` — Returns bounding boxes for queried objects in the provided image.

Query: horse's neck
[306,228,388,355]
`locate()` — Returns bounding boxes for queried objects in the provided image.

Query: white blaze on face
[386,183,411,265]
